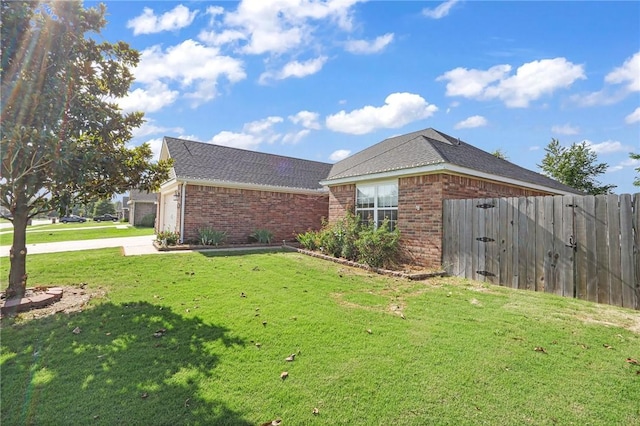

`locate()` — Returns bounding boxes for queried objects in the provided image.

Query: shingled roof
[163,137,332,191]
[325,128,580,194]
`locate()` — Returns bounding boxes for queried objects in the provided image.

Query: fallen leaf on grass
[141,392,148,399]
[153,328,167,338]
[603,344,613,349]
[313,407,319,415]
[285,354,295,362]
[260,420,282,426]
[280,371,288,380]
[241,292,246,298]
[184,398,190,408]
[255,342,262,348]
[534,347,547,354]
[72,327,81,334]
[262,321,267,327]
[626,358,639,365]
[366,329,372,334]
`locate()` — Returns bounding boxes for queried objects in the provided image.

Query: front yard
[1,249,639,425]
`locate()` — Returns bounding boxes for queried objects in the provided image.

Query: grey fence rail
[443,193,639,310]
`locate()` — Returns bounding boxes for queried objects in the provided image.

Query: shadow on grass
[1,302,252,425]
[196,247,292,258]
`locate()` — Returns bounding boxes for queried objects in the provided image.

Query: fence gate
[442,194,639,310]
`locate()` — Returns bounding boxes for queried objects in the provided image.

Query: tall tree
[1,1,171,299]
[491,148,509,160]
[93,199,116,216]
[631,152,640,187]
[538,139,615,195]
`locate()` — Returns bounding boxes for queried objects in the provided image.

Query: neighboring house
[320,128,580,266]
[157,137,332,244]
[128,190,158,226]
[120,196,130,221]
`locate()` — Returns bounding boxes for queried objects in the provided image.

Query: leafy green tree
[631,152,640,187]
[491,148,509,160]
[1,1,171,299]
[93,199,116,216]
[538,139,615,195]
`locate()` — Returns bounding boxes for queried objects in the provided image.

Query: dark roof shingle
[165,137,332,191]
[326,128,580,194]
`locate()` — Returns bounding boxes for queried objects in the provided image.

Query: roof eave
[320,163,577,196]
[169,177,329,196]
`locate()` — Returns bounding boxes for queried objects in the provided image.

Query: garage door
[160,193,178,232]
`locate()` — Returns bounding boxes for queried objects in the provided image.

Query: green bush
[138,213,156,228]
[317,213,360,260]
[296,230,320,250]
[198,226,227,246]
[250,229,274,244]
[355,218,400,268]
[156,230,180,246]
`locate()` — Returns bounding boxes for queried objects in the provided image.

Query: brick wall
[133,202,156,226]
[182,184,329,244]
[328,173,554,267]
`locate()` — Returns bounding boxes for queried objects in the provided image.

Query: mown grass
[0,222,154,245]
[1,250,639,425]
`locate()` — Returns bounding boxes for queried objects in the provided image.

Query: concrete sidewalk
[0,235,165,257]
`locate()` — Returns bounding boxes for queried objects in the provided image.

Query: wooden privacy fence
[443,193,639,310]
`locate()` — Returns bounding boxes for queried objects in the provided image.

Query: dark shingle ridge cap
[164,136,332,168]
[326,130,448,179]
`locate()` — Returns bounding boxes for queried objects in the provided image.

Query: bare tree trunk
[6,194,28,300]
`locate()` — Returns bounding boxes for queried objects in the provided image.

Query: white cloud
[208,116,284,150]
[345,33,394,54]
[609,157,640,172]
[625,107,640,124]
[133,40,245,108]
[529,146,541,151]
[329,149,351,161]
[282,129,310,144]
[454,115,488,129]
[127,5,198,35]
[133,120,184,139]
[422,0,459,19]
[289,110,321,129]
[259,56,327,83]
[573,51,640,107]
[584,139,631,154]
[198,29,246,46]
[438,58,585,108]
[605,51,640,92]
[223,0,364,55]
[325,92,438,135]
[117,81,179,113]
[551,124,580,135]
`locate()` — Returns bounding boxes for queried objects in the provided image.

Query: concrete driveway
[0,235,162,257]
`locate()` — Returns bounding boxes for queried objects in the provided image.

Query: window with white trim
[355,181,398,230]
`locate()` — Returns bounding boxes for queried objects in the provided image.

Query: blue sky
[97,1,639,194]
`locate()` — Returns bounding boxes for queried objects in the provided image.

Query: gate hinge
[476,237,495,243]
[476,270,496,277]
[476,203,495,209]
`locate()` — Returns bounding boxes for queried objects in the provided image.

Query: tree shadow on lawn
[1,301,253,425]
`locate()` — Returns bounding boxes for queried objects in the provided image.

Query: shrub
[296,230,320,250]
[138,213,156,228]
[316,213,360,260]
[156,230,180,246]
[355,218,400,268]
[250,229,274,244]
[198,226,227,246]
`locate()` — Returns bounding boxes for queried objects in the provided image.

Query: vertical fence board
[573,196,587,300]
[634,193,640,310]
[607,194,623,307]
[551,196,564,296]
[498,198,509,287]
[619,194,635,309]
[525,197,537,291]
[561,196,575,298]
[487,198,499,284]
[517,197,529,290]
[534,197,546,292]
[543,196,556,294]
[462,199,473,277]
[583,196,598,302]
[506,197,516,288]
[595,195,610,304]
[443,200,456,276]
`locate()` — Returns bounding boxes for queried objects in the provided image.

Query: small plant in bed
[198,226,227,246]
[250,229,273,244]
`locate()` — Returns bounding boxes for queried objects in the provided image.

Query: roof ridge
[164,136,332,166]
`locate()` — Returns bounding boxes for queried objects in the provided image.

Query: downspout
[179,182,186,244]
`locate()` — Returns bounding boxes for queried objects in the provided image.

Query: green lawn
[0,222,154,245]
[1,250,639,425]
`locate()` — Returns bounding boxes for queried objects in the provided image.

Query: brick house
[156,137,332,244]
[320,128,580,266]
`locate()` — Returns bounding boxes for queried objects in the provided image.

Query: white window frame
[355,180,398,230]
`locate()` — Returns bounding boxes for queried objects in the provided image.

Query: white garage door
[161,193,178,232]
